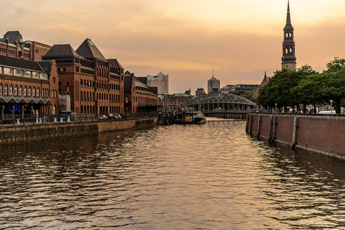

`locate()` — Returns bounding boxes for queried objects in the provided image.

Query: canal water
[1,120,345,229]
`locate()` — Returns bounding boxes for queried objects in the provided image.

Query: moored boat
[193,112,206,124]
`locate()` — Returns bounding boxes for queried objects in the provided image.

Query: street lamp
[275,103,277,114]
[330,99,333,115]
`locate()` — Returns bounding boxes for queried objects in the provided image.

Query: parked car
[114,114,122,119]
[107,113,115,120]
[98,115,108,120]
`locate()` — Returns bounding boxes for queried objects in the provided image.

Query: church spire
[286,0,291,25]
[282,0,296,71]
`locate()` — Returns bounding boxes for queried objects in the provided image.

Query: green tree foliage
[326,57,345,73]
[321,69,345,113]
[258,58,345,114]
[243,90,254,101]
[258,66,316,111]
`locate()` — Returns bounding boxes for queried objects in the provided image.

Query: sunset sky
[2,0,345,93]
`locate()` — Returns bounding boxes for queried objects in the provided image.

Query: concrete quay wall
[246,113,345,160]
[0,117,158,144]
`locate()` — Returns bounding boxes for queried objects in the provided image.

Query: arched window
[28,86,31,97]
[19,86,22,96]
[52,90,54,98]
[37,87,40,97]
[80,79,83,86]
[32,87,36,97]
[42,88,44,97]
[9,85,13,96]
[0,84,2,96]
[14,85,18,96]
[24,86,27,96]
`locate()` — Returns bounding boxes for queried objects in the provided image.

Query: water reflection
[0,121,345,229]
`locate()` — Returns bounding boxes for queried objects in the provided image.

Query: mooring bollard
[60,117,64,122]
[67,116,71,122]
[36,118,39,123]
[16,119,20,125]
[54,117,57,122]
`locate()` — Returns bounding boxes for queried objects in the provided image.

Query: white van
[318,110,336,115]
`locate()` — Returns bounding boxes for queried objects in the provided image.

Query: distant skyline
[2,0,345,93]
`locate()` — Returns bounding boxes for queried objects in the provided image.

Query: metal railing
[0,112,160,127]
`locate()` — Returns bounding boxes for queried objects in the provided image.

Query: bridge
[186,92,256,120]
[203,111,248,119]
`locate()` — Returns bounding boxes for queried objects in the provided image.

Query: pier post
[292,116,299,149]
[270,115,277,143]
[268,115,273,142]
[246,114,250,133]
[257,115,261,138]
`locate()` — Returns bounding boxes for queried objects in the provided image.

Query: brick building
[158,92,193,112]
[43,39,124,116]
[0,55,59,120]
[124,71,158,114]
[0,31,51,61]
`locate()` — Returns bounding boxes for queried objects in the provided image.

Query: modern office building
[146,72,169,95]
[208,75,220,94]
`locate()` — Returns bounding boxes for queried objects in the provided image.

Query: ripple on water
[1,121,345,229]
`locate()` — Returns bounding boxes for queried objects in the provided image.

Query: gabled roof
[44,44,82,59]
[136,77,148,85]
[0,55,51,73]
[76,39,106,61]
[3,31,22,43]
[135,77,149,88]
[37,61,53,73]
[108,59,124,71]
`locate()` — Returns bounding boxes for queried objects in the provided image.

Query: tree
[258,68,313,111]
[243,90,254,102]
[320,69,345,113]
[326,57,345,73]
[291,73,326,110]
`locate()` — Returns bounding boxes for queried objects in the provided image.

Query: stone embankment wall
[0,117,157,144]
[246,113,345,160]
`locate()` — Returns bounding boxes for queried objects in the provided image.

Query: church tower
[281,0,296,71]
